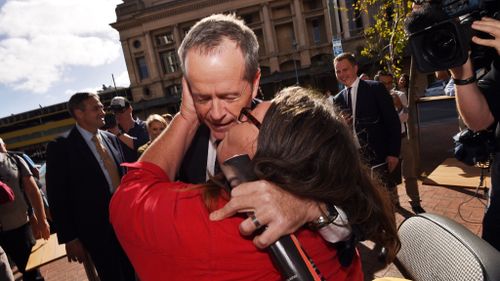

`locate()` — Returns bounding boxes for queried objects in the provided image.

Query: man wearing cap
[109,96,149,162]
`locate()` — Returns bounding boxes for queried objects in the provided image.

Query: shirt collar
[346,77,360,90]
[76,124,99,142]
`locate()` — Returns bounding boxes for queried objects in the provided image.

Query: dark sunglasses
[238,107,261,129]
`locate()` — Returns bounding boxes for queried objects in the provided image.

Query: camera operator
[449,16,500,251]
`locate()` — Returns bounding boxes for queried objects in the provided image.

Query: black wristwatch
[308,203,339,230]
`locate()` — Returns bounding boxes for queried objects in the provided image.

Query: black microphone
[222,154,324,281]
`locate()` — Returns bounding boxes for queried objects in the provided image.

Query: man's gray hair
[178,13,260,83]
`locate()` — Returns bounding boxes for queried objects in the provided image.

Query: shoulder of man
[333,90,345,99]
[135,117,147,127]
[101,129,117,139]
[6,151,32,178]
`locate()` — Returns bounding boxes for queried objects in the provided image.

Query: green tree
[355,0,412,78]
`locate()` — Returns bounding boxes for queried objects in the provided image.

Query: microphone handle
[222,155,324,281]
[268,234,324,281]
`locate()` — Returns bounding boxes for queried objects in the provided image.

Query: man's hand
[472,17,500,55]
[386,156,399,172]
[30,215,50,240]
[209,180,321,249]
[179,77,199,124]
[107,125,121,136]
[65,239,87,264]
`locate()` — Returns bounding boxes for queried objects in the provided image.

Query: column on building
[292,0,311,67]
[262,3,280,73]
[144,31,162,98]
[338,0,350,39]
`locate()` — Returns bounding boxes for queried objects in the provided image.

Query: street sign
[332,38,343,57]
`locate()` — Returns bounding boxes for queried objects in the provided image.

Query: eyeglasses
[238,107,261,129]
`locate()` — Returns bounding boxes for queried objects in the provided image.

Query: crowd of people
[1,9,499,281]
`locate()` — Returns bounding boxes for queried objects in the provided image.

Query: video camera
[405,0,499,73]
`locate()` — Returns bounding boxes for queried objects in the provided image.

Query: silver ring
[250,214,262,229]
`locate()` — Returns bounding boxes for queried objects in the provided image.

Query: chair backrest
[396,213,500,281]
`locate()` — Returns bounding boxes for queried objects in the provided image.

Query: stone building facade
[111,0,373,111]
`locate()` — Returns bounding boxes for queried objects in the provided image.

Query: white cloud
[0,0,123,93]
[114,70,130,87]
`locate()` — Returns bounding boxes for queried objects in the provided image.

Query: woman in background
[137,114,168,155]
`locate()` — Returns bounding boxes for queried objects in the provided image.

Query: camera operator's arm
[449,17,500,131]
[450,58,494,131]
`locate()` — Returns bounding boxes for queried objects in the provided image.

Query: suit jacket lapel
[68,127,104,177]
[99,131,125,176]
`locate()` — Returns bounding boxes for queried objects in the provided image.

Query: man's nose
[210,99,226,121]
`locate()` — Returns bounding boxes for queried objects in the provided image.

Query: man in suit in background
[375,71,425,214]
[333,53,401,187]
[46,92,135,281]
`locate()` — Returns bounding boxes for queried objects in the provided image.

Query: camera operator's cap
[109,96,130,111]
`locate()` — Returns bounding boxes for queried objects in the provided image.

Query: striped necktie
[92,134,121,191]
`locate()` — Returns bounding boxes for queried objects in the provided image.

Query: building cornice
[112,0,246,31]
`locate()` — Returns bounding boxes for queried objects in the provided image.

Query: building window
[166,84,181,97]
[302,0,322,11]
[156,32,174,46]
[272,5,292,19]
[133,40,141,49]
[307,18,326,45]
[275,23,295,52]
[160,51,180,74]
[136,57,149,80]
[241,11,261,25]
[253,28,266,56]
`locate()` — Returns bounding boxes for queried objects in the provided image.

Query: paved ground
[13,110,490,281]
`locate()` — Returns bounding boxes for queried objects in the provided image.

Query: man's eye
[223,95,240,102]
[194,96,211,104]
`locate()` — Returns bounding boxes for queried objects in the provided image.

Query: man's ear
[73,108,84,121]
[251,68,261,99]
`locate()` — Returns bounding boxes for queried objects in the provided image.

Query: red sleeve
[110,161,208,254]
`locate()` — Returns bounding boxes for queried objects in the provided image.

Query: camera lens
[423,29,457,60]
[420,21,462,68]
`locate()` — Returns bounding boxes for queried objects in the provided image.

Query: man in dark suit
[333,52,401,177]
[46,92,134,281]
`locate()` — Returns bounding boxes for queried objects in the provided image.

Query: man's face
[114,107,132,126]
[378,75,394,92]
[217,102,271,187]
[75,96,105,131]
[334,59,358,87]
[184,39,260,140]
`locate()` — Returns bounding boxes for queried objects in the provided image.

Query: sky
[0,0,130,119]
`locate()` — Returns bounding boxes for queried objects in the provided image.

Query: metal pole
[292,40,299,85]
[407,57,421,174]
[327,0,341,38]
[112,74,118,96]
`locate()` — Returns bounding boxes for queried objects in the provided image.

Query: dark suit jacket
[177,124,211,184]
[46,127,125,250]
[333,80,401,165]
